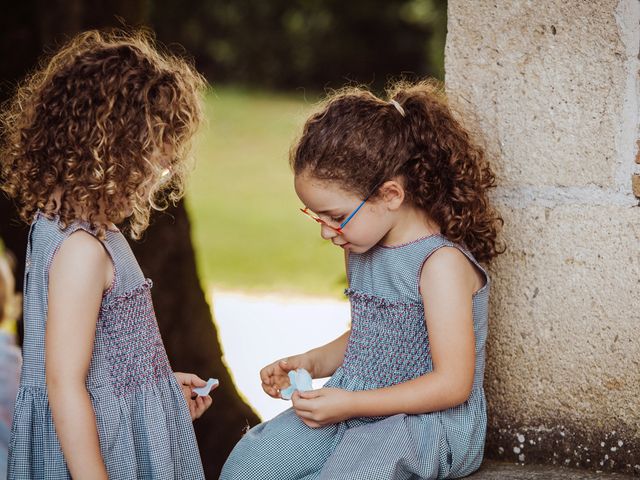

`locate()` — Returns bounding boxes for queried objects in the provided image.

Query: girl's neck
[380,204,440,247]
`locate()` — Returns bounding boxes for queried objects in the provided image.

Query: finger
[193,396,207,419]
[292,404,314,415]
[194,397,212,419]
[297,389,320,399]
[262,383,281,399]
[291,396,315,411]
[179,372,206,387]
[293,408,315,420]
[260,366,273,385]
[301,418,322,429]
[187,373,207,387]
[279,359,293,371]
[179,384,193,401]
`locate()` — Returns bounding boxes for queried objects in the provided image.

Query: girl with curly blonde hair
[1,29,212,479]
[222,81,503,480]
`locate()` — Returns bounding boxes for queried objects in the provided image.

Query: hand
[291,387,355,428]
[260,355,313,399]
[174,372,214,420]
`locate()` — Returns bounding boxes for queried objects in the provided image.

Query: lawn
[186,87,347,297]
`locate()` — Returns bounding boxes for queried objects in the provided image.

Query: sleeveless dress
[7,213,205,479]
[220,234,489,480]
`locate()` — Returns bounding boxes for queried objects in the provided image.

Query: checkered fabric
[221,234,489,480]
[7,213,204,479]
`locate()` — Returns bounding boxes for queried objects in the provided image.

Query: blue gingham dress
[7,213,205,479]
[221,234,488,480]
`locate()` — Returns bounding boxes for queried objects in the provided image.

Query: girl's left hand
[291,388,354,428]
[174,372,214,420]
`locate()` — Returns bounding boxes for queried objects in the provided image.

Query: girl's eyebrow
[313,208,342,215]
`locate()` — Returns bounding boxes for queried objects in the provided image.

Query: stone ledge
[469,460,637,479]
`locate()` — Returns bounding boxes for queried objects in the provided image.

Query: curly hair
[291,80,503,263]
[0,28,206,239]
[0,244,16,324]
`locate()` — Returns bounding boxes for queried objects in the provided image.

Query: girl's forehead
[294,174,357,209]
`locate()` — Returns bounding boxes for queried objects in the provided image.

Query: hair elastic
[389,99,406,117]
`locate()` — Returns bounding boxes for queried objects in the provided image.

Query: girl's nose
[320,224,337,240]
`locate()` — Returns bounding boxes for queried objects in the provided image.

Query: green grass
[186,87,347,297]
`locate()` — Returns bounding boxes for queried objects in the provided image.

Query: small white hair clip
[389,99,406,117]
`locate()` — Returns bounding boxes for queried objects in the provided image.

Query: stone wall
[445,1,640,475]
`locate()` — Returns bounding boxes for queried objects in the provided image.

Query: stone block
[445,0,627,188]
[484,204,640,470]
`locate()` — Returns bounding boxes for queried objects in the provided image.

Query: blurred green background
[164,0,447,296]
[187,87,349,296]
[151,0,446,90]
[1,0,447,297]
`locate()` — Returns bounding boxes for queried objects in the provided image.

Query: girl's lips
[338,242,351,249]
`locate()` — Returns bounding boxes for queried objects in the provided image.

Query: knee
[220,434,280,480]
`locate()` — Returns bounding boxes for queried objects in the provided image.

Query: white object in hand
[192,378,219,396]
[280,368,313,400]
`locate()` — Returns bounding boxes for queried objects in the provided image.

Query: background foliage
[152,0,446,89]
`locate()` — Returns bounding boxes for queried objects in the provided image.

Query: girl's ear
[379,180,405,211]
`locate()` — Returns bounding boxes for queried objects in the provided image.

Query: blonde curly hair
[0,243,18,325]
[0,28,206,239]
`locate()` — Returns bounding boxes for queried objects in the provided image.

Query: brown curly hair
[291,80,503,263]
[0,28,206,239]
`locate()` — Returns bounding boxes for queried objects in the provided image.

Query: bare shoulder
[57,230,108,261]
[51,230,112,288]
[420,246,484,297]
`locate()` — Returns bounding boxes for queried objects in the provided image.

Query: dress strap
[39,213,119,302]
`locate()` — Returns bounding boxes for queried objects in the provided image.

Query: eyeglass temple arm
[339,198,368,229]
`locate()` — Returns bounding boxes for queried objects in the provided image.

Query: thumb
[297,389,320,399]
[184,373,207,387]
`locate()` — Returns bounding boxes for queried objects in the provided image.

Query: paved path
[212,289,349,420]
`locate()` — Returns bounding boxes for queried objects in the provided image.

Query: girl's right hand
[260,356,313,399]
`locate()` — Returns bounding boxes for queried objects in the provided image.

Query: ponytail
[389,81,503,263]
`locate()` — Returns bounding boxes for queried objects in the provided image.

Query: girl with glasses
[221,80,503,480]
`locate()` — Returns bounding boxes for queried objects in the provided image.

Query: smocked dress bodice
[8,213,204,479]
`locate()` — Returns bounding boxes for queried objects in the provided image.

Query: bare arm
[46,231,112,479]
[293,247,481,426]
[350,247,478,416]
[261,251,351,398]
[298,330,350,378]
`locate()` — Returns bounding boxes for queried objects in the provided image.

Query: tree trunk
[0,3,259,477]
[132,204,259,476]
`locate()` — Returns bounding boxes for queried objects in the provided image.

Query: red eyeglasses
[299,197,368,234]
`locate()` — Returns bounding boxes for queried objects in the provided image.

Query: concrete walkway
[211,289,350,420]
[471,460,636,478]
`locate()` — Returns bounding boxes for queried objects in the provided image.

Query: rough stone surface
[446,0,640,476]
[446,0,628,188]
[482,205,640,474]
[470,460,637,479]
